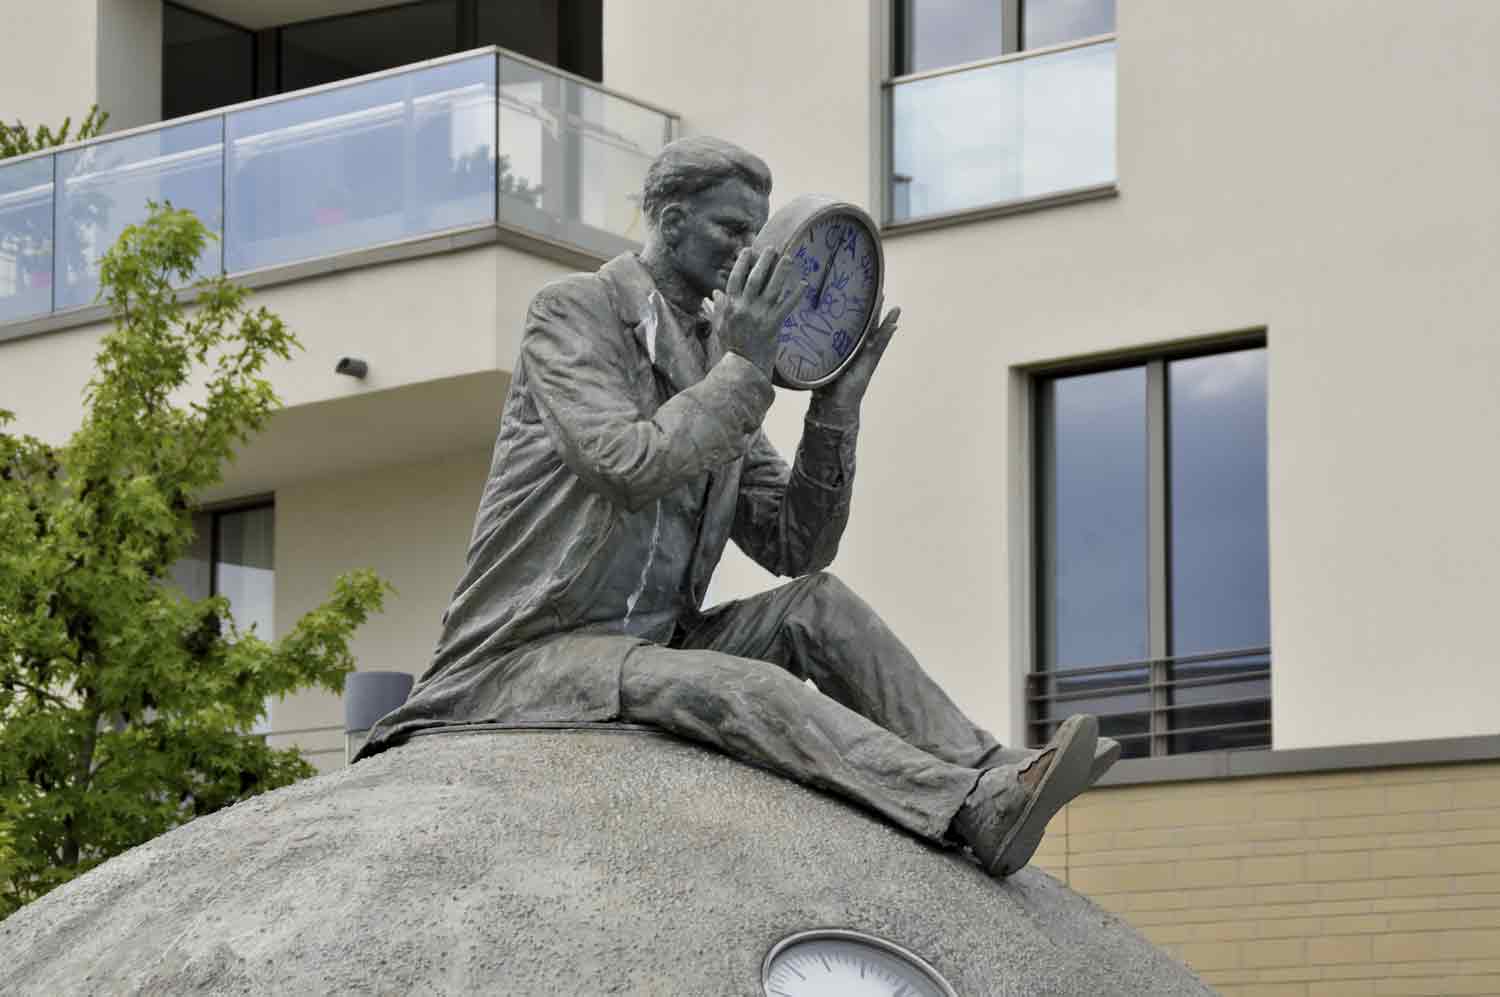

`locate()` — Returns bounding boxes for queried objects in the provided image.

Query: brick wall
[1033,760,1500,996]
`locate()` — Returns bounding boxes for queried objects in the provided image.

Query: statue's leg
[619,642,980,842]
[676,571,1005,770]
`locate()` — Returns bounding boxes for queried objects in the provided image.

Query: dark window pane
[167,512,213,600]
[280,0,459,92]
[1022,0,1115,49]
[897,0,1007,75]
[1168,348,1269,657]
[1042,365,1149,670]
[163,3,255,120]
[477,0,558,66]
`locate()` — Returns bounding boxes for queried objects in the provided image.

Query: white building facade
[3,2,1499,991]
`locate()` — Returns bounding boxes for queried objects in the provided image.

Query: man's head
[640,137,773,300]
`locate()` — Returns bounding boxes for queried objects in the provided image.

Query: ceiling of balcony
[179,0,415,31]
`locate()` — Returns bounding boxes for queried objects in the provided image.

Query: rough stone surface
[1,730,1215,996]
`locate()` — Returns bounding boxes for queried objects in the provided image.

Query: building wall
[269,445,494,772]
[95,0,162,131]
[1034,761,1500,996]
[0,0,100,131]
[621,0,1500,749]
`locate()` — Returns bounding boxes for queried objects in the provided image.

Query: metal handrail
[1026,645,1273,757]
[884,33,1116,87]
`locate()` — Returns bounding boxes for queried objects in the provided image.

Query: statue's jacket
[356,254,857,758]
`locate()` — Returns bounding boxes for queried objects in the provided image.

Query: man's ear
[658,203,687,247]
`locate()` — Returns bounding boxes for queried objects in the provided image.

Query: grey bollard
[343,670,414,763]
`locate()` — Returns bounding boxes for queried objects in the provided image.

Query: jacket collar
[600,253,723,395]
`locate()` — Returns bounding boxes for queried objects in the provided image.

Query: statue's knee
[807,570,857,608]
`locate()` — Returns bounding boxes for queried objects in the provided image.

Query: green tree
[0,204,389,920]
[0,105,109,160]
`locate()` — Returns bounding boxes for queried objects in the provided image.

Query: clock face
[763,932,955,997]
[774,210,881,388]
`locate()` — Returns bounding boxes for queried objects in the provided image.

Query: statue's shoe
[985,734,1120,786]
[954,714,1099,879]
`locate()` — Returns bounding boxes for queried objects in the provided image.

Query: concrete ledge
[1096,733,1500,788]
[882,182,1119,238]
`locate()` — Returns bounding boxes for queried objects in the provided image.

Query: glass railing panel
[889,39,1116,222]
[498,55,669,259]
[0,156,55,324]
[54,118,224,311]
[224,53,497,273]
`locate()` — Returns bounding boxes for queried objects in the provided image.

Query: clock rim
[760,927,958,997]
[752,194,886,391]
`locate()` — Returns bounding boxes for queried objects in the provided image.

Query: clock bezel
[752,194,886,391]
[760,927,958,997]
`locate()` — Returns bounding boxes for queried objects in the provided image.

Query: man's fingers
[777,279,809,324]
[746,248,777,297]
[764,252,798,304]
[726,249,753,296]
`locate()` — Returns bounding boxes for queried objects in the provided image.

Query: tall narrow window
[168,502,276,733]
[1032,346,1270,758]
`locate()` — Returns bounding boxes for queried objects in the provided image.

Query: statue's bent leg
[676,572,1007,770]
[619,642,980,842]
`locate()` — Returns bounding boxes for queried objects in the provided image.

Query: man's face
[665,178,770,300]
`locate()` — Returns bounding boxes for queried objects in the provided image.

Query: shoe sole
[987,714,1099,878]
[1091,736,1122,784]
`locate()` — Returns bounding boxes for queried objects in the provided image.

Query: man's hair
[640,136,772,227]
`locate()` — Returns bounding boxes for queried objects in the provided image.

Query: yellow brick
[1256,883,1323,904]
[1371,848,1444,879]
[1308,934,1375,966]
[1240,854,1305,885]
[1385,875,1454,898]
[1375,977,1500,996]
[1256,791,1316,821]
[1443,844,1500,875]
[1315,787,1388,818]
[1176,859,1240,888]
[1174,941,1242,971]
[1069,862,1170,895]
[1439,928,1500,959]
[1385,782,1455,813]
[1372,932,1443,962]
[1241,938,1305,968]
[1228,983,1309,997]
[1453,780,1500,809]
[1319,880,1386,902]
[1319,913,1387,935]
[1308,982,1375,997]
[1257,916,1326,939]
[1308,851,1372,882]
[1387,908,1500,932]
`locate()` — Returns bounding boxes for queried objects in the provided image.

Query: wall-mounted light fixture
[335,356,369,379]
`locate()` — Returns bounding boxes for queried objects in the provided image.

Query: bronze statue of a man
[357,136,1117,878]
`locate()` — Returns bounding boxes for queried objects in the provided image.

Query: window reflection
[163,3,255,120]
[0,158,54,324]
[897,0,1007,75]
[1023,0,1116,50]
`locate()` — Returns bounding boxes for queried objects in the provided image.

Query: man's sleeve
[522,277,774,512]
[732,416,858,578]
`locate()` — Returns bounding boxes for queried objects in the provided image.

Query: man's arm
[731,303,902,577]
[523,276,773,513]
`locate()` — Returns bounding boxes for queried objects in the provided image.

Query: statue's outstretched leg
[677,571,1119,778]
[618,643,1098,876]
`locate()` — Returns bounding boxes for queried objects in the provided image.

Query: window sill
[1094,732,1500,788]
[882,182,1118,238]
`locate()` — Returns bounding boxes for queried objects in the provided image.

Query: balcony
[0,47,677,340]
[886,36,1116,226]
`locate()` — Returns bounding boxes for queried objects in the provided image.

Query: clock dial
[763,933,955,997]
[775,211,881,388]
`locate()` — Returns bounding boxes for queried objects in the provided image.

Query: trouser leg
[618,643,981,841]
[676,572,1009,771]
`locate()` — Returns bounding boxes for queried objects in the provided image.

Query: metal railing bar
[1030,670,1271,704]
[883,33,1116,87]
[1029,646,1272,681]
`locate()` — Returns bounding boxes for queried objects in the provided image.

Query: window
[163,1,603,121]
[1030,345,1270,759]
[168,502,276,733]
[886,0,1118,223]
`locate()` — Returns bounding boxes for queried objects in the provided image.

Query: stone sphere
[1,729,1212,996]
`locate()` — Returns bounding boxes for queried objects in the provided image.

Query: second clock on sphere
[750,194,885,391]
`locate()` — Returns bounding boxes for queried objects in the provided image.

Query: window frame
[192,496,276,734]
[1026,333,1270,758]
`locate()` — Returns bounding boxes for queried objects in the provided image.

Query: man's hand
[716,248,804,379]
[810,298,901,425]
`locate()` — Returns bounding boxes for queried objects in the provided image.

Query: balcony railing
[0,47,677,336]
[886,35,1116,224]
[1027,645,1272,759]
